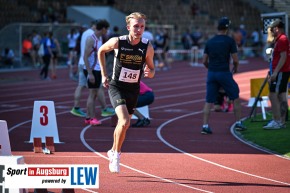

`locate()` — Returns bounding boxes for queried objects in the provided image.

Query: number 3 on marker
[40,105,48,126]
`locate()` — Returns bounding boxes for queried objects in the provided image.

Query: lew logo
[3,164,99,189]
[71,167,98,185]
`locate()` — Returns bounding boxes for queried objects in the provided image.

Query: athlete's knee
[117,118,131,130]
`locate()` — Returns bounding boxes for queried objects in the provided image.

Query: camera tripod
[248,72,269,120]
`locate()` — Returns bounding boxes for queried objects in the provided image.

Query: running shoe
[227,103,234,112]
[84,119,91,125]
[132,119,143,127]
[201,126,212,134]
[107,149,114,162]
[235,122,247,131]
[142,118,150,126]
[84,118,102,126]
[89,118,102,126]
[132,118,150,127]
[263,120,282,129]
[108,150,120,173]
[101,107,115,117]
[280,122,286,128]
[70,108,86,117]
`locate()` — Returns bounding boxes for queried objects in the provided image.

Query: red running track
[1,58,290,193]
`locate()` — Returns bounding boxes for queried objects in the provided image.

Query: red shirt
[22,39,32,54]
[272,33,290,72]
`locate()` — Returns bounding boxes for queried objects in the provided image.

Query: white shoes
[107,150,120,173]
[263,120,282,129]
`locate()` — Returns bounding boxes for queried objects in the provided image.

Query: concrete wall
[67,6,127,35]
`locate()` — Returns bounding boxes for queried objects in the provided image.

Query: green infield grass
[236,112,290,158]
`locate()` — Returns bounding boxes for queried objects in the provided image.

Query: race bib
[119,67,140,83]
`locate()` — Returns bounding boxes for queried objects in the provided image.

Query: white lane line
[230,123,290,161]
[8,111,69,132]
[18,155,101,158]
[80,124,213,193]
[156,111,290,186]
[8,94,289,190]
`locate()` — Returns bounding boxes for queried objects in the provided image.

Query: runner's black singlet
[110,35,149,90]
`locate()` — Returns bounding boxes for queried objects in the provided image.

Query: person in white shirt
[70,20,115,119]
[67,28,80,80]
[142,26,154,43]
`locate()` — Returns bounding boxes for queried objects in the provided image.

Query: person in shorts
[98,12,155,173]
[263,19,290,129]
[70,21,115,119]
[201,16,246,134]
[83,19,112,125]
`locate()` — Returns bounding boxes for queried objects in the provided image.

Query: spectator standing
[232,27,243,58]
[239,24,247,59]
[181,28,193,60]
[22,34,33,66]
[98,12,155,173]
[154,28,170,70]
[263,19,290,129]
[39,32,52,80]
[49,31,61,79]
[67,28,80,80]
[192,26,203,48]
[201,17,246,134]
[70,21,115,118]
[83,19,113,125]
[31,30,42,67]
[1,47,14,67]
[142,26,154,43]
[251,28,260,57]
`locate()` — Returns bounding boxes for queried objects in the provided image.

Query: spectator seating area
[0,0,263,36]
[258,0,290,17]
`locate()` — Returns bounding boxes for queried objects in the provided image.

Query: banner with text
[1,164,99,189]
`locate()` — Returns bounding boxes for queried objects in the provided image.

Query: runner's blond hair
[126,12,147,25]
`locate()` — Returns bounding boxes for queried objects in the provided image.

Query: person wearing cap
[263,19,290,129]
[201,16,246,134]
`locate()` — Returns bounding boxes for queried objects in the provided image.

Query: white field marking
[80,125,213,193]
[2,71,250,99]
[8,98,289,190]
[0,83,202,113]
[81,189,98,193]
[0,81,250,110]
[156,111,290,186]
[0,79,252,113]
[0,82,75,97]
[85,138,162,142]
[0,69,199,93]
[0,92,75,103]
[230,122,290,161]
[8,111,69,132]
[0,91,248,115]
[151,99,205,110]
[0,106,32,114]
[18,155,101,158]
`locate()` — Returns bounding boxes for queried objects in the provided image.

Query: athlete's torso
[83,34,102,71]
[78,28,94,66]
[111,35,149,90]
